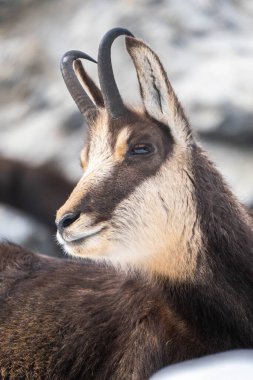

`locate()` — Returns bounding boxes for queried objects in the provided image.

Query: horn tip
[61,50,97,66]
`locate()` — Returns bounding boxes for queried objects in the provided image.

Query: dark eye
[129,143,154,156]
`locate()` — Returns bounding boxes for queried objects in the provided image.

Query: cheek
[112,185,159,235]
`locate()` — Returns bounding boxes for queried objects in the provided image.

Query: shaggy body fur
[0,242,252,380]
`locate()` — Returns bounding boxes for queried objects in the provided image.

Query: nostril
[57,212,80,233]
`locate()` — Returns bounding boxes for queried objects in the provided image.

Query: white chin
[55,231,70,256]
[56,231,66,246]
[56,231,109,259]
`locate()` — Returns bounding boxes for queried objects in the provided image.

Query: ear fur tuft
[126,36,193,146]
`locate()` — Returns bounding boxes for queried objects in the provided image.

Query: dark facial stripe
[78,159,162,224]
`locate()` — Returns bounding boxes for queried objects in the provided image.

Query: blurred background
[0,0,252,257]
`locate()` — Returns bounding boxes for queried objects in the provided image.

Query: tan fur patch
[80,147,88,170]
[114,127,131,161]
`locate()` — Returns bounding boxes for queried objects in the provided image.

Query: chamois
[0,28,253,380]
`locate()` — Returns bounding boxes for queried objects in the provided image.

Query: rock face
[0,204,60,257]
[0,0,252,255]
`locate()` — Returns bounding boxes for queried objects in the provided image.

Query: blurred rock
[0,37,47,104]
[199,107,253,145]
[62,111,85,133]
[179,57,253,144]
[201,139,253,204]
[0,203,62,257]
[0,0,45,24]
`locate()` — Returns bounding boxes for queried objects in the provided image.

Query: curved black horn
[61,50,97,119]
[98,28,134,118]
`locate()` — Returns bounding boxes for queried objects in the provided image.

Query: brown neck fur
[162,145,253,349]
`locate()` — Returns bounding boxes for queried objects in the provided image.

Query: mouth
[58,225,106,246]
[70,228,105,245]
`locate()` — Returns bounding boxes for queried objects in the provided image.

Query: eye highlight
[129,143,154,156]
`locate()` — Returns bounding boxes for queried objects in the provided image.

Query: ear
[126,36,193,146]
[74,59,104,108]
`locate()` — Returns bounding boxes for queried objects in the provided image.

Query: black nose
[57,212,80,234]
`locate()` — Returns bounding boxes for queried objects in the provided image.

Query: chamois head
[56,28,253,281]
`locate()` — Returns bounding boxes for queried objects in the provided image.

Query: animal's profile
[0,28,253,380]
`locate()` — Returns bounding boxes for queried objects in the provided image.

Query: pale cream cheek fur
[107,149,203,281]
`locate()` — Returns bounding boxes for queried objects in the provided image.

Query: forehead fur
[85,107,173,157]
